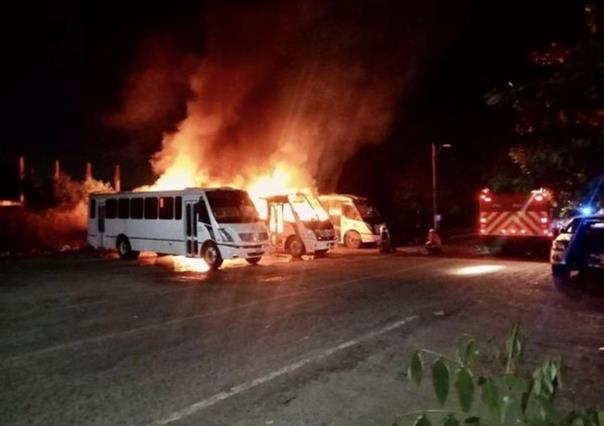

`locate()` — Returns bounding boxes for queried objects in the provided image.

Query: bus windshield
[355,201,382,223]
[206,191,259,223]
[288,194,329,222]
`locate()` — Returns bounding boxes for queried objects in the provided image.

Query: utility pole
[431,143,451,230]
[431,143,437,229]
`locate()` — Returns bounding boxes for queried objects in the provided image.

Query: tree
[485,4,604,208]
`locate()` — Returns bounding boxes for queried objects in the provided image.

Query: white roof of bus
[90,187,241,197]
[319,194,367,202]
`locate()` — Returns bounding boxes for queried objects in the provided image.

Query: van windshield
[289,194,329,222]
[355,201,382,222]
[206,191,259,223]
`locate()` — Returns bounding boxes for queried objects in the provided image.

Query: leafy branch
[396,324,602,426]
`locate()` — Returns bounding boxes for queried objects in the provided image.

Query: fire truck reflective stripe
[483,212,504,233]
[494,213,517,233]
[508,213,538,235]
[485,212,498,222]
[528,211,547,231]
[528,211,548,226]
[485,212,511,234]
[516,212,542,234]
[483,210,547,236]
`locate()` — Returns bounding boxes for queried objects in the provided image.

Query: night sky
[0,0,585,221]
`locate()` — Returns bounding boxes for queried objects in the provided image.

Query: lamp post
[431,143,451,230]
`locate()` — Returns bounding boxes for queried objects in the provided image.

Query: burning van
[319,194,389,248]
[262,193,337,258]
[88,188,269,270]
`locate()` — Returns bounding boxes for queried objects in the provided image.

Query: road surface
[1,249,603,425]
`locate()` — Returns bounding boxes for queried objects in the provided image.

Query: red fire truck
[478,188,554,248]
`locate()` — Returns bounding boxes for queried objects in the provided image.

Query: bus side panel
[125,219,186,255]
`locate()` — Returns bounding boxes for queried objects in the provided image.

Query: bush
[395,324,602,426]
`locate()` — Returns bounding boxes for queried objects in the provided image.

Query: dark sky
[0,0,585,199]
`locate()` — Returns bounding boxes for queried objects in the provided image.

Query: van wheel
[246,257,262,265]
[344,231,362,249]
[287,236,306,259]
[202,242,223,270]
[314,249,328,258]
[116,236,139,260]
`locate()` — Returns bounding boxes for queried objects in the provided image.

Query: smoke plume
[119,0,430,191]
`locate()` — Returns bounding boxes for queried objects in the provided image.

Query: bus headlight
[218,228,234,243]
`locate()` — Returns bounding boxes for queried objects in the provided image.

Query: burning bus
[87,188,269,270]
[478,188,553,251]
[319,194,389,248]
[261,192,337,258]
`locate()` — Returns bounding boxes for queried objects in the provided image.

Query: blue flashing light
[580,206,594,216]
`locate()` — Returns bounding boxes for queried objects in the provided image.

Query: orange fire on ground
[170,256,211,273]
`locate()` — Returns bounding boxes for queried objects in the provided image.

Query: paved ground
[1,248,603,425]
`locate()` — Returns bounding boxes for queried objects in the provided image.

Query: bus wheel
[203,242,223,270]
[287,236,306,259]
[116,236,139,260]
[344,231,362,249]
[246,257,262,265]
[314,249,328,258]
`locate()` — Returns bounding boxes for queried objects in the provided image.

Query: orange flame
[139,158,320,221]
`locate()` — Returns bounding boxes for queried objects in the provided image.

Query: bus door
[97,204,106,248]
[185,200,198,257]
[268,202,285,247]
[328,201,342,241]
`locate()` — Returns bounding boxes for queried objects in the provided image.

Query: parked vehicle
[88,188,269,270]
[263,193,336,258]
[479,188,553,251]
[551,215,604,280]
[318,194,389,249]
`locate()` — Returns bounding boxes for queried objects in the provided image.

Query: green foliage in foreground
[395,324,603,426]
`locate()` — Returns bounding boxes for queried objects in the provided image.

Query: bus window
[131,198,143,219]
[159,197,174,220]
[118,198,130,219]
[90,199,96,219]
[175,196,182,219]
[145,197,158,219]
[197,199,211,224]
[106,199,117,219]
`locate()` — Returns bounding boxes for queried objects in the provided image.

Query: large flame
[140,158,317,221]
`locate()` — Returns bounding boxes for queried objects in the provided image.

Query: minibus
[88,188,269,270]
[319,194,389,248]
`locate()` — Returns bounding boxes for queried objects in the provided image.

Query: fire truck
[478,188,554,250]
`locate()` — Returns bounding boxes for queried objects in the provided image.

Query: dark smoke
[114,0,438,190]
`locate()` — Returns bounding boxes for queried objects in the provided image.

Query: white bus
[263,193,337,258]
[87,188,269,270]
[319,194,389,248]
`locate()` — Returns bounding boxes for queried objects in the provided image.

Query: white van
[263,193,337,258]
[88,188,269,270]
[319,194,389,248]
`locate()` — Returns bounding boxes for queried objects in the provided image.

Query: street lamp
[431,142,451,230]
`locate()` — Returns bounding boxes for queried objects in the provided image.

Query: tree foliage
[394,324,602,426]
[485,15,604,206]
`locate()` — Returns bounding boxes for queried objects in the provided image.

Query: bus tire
[246,257,262,265]
[344,231,362,249]
[286,236,306,259]
[202,242,223,270]
[116,235,139,260]
[314,249,328,258]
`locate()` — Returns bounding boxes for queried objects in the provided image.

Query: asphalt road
[1,249,603,425]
